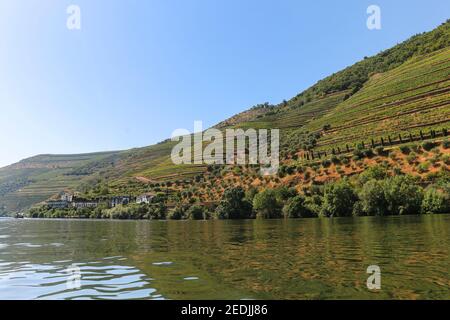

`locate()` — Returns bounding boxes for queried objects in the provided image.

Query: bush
[359,180,389,216]
[421,187,449,214]
[383,175,423,215]
[322,180,358,217]
[253,189,282,219]
[417,162,430,173]
[352,201,366,217]
[422,141,435,151]
[443,139,450,149]
[353,149,364,160]
[275,186,297,202]
[330,155,340,164]
[363,149,374,158]
[321,159,332,168]
[375,146,385,156]
[282,195,316,218]
[410,143,420,153]
[358,165,389,186]
[341,157,350,165]
[406,152,417,164]
[442,154,450,165]
[399,145,411,155]
[186,205,206,220]
[214,187,253,219]
[168,206,185,220]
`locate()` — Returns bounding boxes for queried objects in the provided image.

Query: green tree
[253,189,282,219]
[186,205,206,220]
[168,205,185,220]
[421,187,449,214]
[358,165,389,186]
[322,180,358,217]
[215,187,253,219]
[383,175,423,215]
[359,180,389,216]
[282,195,316,218]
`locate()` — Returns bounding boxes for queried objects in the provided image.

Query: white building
[136,193,155,204]
[60,193,74,202]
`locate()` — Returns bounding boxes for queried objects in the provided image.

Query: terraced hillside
[0,152,120,212]
[0,20,449,213]
[307,48,449,154]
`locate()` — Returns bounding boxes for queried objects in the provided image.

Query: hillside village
[46,192,155,210]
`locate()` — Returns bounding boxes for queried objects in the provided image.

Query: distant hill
[1,20,449,213]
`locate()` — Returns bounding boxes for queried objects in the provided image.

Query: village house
[110,196,131,208]
[60,192,73,202]
[46,200,70,209]
[71,198,98,209]
[136,193,155,204]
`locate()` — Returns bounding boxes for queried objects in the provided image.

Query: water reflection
[0,216,449,300]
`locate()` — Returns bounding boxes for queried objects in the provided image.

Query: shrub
[383,175,423,215]
[304,195,323,217]
[275,186,297,202]
[359,180,389,216]
[443,154,450,165]
[399,145,411,155]
[168,206,185,220]
[431,147,441,155]
[406,152,417,164]
[186,205,206,220]
[364,149,374,158]
[358,165,389,186]
[353,149,364,160]
[296,165,306,174]
[410,143,420,153]
[417,162,430,173]
[375,146,386,156]
[421,187,449,214]
[442,139,450,149]
[321,159,332,168]
[422,141,435,151]
[322,180,358,217]
[282,195,316,218]
[331,155,340,165]
[253,189,282,219]
[147,203,167,220]
[352,201,366,217]
[215,187,253,219]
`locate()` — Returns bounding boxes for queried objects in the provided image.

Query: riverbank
[26,170,449,221]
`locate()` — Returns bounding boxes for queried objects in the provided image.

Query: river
[0,215,449,300]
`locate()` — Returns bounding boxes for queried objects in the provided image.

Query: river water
[0,216,448,300]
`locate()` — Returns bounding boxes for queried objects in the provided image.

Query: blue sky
[0,0,448,167]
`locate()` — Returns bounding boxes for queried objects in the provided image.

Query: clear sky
[0,0,448,167]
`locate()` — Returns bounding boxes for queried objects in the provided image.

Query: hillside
[1,20,449,213]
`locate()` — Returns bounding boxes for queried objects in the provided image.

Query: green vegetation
[1,20,449,215]
[282,195,315,218]
[215,187,253,219]
[253,189,282,219]
[321,180,358,217]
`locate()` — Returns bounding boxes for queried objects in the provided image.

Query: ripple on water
[152,262,173,266]
[0,257,162,300]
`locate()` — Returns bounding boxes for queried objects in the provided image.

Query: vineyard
[0,20,449,213]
